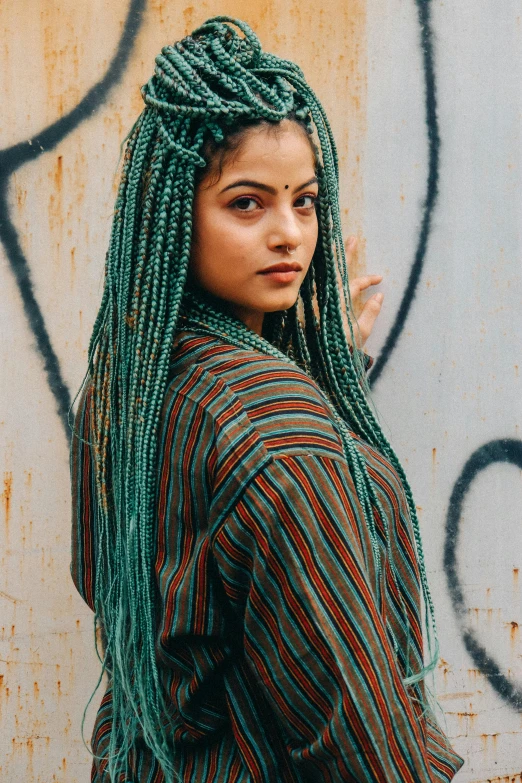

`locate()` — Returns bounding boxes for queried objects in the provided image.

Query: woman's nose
[267,208,302,252]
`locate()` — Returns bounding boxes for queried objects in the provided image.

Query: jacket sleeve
[69,380,97,612]
[212,452,463,782]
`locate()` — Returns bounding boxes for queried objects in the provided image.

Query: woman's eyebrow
[219,177,318,195]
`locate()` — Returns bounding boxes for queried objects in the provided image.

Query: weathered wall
[0,1,520,780]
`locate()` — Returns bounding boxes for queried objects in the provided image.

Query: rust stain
[14,180,27,211]
[43,19,58,111]
[438,657,452,684]
[2,471,13,534]
[182,5,196,33]
[71,246,76,288]
[437,691,474,701]
[470,774,522,783]
[507,620,519,646]
[468,606,503,625]
[55,154,63,191]
[514,567,520,590]
[448,707,478,732]
[0,590,19,604]
[479,733,500,756]
[49,155,64,237]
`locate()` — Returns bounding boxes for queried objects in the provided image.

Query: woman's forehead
[214,125,316,184]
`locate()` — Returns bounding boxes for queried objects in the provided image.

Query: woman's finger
[346,235,357,254]
[355,293,384,346]
[349,274,383,299]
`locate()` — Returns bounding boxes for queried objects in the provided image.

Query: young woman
[70,16,464,782]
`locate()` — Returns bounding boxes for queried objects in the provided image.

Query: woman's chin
[260,292,300,313]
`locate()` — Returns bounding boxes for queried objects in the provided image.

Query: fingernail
[374,292,384,303]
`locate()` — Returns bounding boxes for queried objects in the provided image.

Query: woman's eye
[295,194,317,209]
[231,197,260,212]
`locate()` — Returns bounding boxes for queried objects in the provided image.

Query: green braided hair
[69,16,439,781]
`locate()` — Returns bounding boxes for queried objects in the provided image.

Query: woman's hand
[346,236,383,348]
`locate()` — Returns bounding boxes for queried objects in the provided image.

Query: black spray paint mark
[369,0,440,387]
[0,0,145,439]
[376,2,522,717]
[444,439,522,711]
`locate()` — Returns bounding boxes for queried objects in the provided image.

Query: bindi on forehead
[285,185,289,189]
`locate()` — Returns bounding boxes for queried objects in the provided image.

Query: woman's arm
[213,452,463,782]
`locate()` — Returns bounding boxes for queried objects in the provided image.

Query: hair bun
[191,16,262,68]
[140,15,299,124]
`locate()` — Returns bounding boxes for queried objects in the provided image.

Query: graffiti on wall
[369,0,440,388]
[444,439,522,711]
[0,0,146,440]
[369,0,522,716]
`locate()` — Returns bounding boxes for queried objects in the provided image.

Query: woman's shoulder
[165,330,345,461]
[168,329,325,404]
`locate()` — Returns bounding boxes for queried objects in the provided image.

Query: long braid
[69,16,438,780]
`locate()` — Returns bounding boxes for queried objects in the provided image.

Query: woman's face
[189,120,319,335]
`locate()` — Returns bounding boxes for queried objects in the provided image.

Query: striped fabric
[70,330,464,782]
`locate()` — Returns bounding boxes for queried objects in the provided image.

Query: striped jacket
[70,329,464,782]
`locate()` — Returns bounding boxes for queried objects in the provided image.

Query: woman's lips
[258,262,302,273]
[258,262,302,283]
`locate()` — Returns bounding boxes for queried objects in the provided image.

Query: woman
[70,16,464,782]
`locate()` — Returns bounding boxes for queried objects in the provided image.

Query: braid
[69,16,438,780]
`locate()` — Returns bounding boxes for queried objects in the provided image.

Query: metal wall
[0,1,520,780]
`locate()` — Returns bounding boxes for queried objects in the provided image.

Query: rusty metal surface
[363,0,522,780]
[1,0,520,780]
